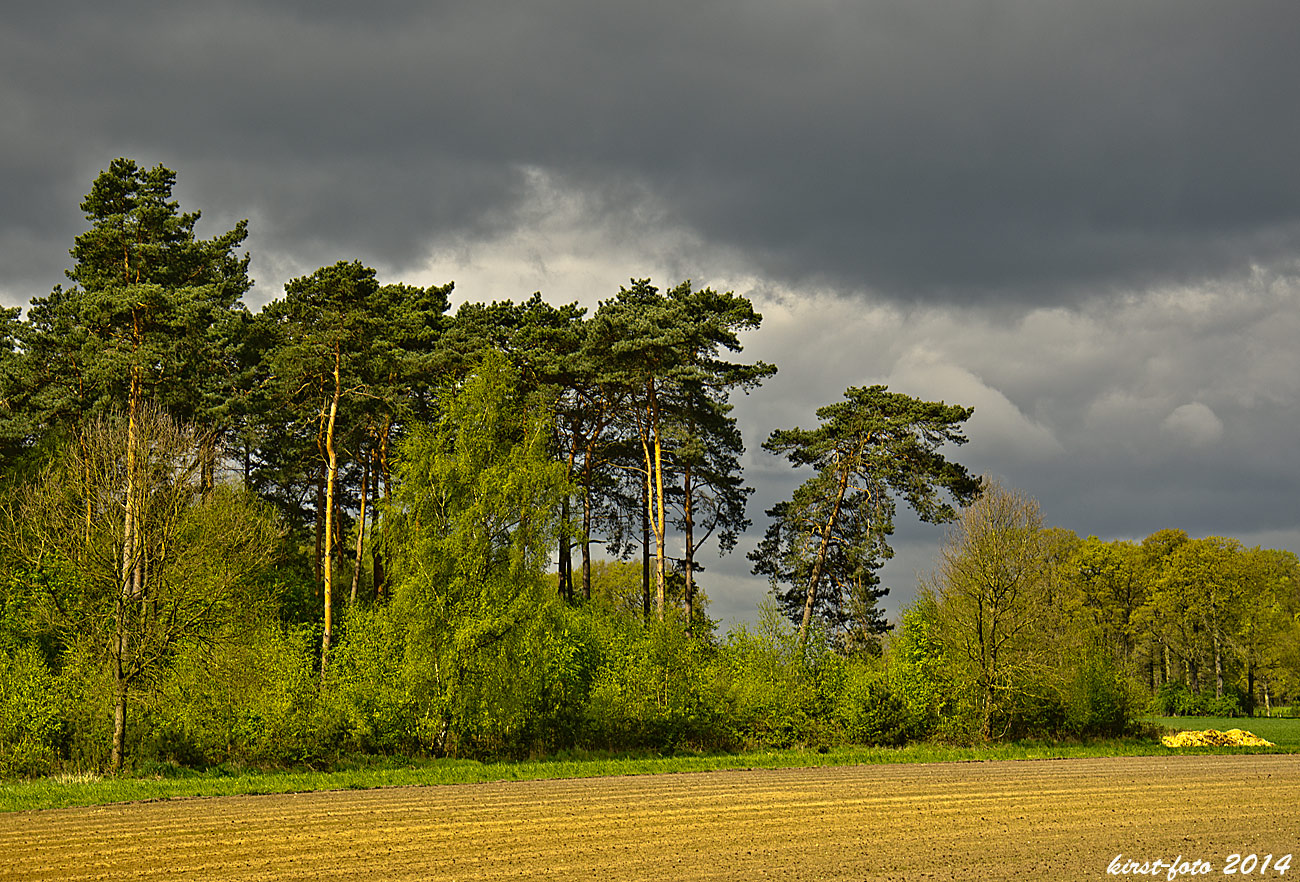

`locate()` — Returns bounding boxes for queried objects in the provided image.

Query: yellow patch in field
[1160,728,1274,747]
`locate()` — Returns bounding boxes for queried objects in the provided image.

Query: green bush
[584,613,726,751]
[143,623,330,768]
[0,642,63,778]
[1063,655,1133,737]
[55,644,115,771]
[1149,682,1243,719]
[327,605,421,755]
[887,598,958,740]
[713,604,835,749]
[834,660,913,746]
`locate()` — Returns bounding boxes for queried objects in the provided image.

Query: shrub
[0,642,63,778]
[1063,655,1133,737]
[834,660,913,746]
[714,604,829,749]
[143,623,330,768]
[327,604,421,755]
[584,612,726,751]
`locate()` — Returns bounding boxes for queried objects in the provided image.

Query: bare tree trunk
[635,381,670,621]
[199,427,217,496]
[350,449,369,604]
[642,472,651,620]
[313,475,324,592]
[321,353,342,680]
[683,462,695,636]
[800,458,852,643]
[372,424,391,601]
[113,366,143,773]
[111,656,128,773]
[651,397,667,622]
[1213,628,1224,699]
[581,484,593,602]
[558,495,572,600]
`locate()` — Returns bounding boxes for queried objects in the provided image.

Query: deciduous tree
[387,352,568,752]
[929,481,1052,738]
[7,405,277,770]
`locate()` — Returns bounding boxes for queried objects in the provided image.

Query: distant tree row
[908,482,1300,739]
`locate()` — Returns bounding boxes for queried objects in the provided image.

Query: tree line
[0,159,1295,775]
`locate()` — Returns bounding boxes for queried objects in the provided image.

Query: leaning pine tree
[751,385,983,648]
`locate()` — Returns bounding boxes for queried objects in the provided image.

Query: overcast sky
[3,1,1297,626]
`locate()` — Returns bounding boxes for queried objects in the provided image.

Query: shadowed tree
[25,158,252,468]
[590,280,772,621]
[752,385,981,645]
[257,262,452,674]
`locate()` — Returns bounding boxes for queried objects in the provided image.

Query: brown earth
[1,754,1297,881]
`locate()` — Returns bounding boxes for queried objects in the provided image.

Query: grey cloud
[6,1,1300,307]
[4,1,1297,625]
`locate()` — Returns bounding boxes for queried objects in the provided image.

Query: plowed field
[2,754,1297,880]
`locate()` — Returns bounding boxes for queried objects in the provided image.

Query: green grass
[1149,715,1300,747]
[4,733,1297,814]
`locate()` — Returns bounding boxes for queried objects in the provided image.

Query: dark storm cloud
[4,0,1300,305]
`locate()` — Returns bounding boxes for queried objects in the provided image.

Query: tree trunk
[683,462,695,637]
[321,353,342,680]
[350,449,369,604]
[558,495,572,600]
[581,483,593,602]
[199,427,217,496]
[652,404,667,621]
[638,380,669,621]
[1213,631,1224,699]
[113,363,143,773]
[642,472,651,620]
[111,661,128,773]
[313,475,324,591]
[800,456,852,643]
[372,423,391,600]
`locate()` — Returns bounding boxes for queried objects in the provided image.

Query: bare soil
[2,754,1297,880]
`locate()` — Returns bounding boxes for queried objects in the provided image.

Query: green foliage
[389,351,569,756]
[142,624,327,768]
[1062,653,1134,737]
[25,158,251,437]
[887,594,960,740]
[714,603,827,748]
[0,642,63,778]
[8,407,283,770]
[326,605,420,755]
[52,643,114,771]
[752,384,981,643]
[583,612,726,750]
[831,657,913,747]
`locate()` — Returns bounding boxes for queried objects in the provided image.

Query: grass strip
[3,734,1297,814]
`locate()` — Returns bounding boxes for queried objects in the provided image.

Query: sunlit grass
[3,732,1297,814]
